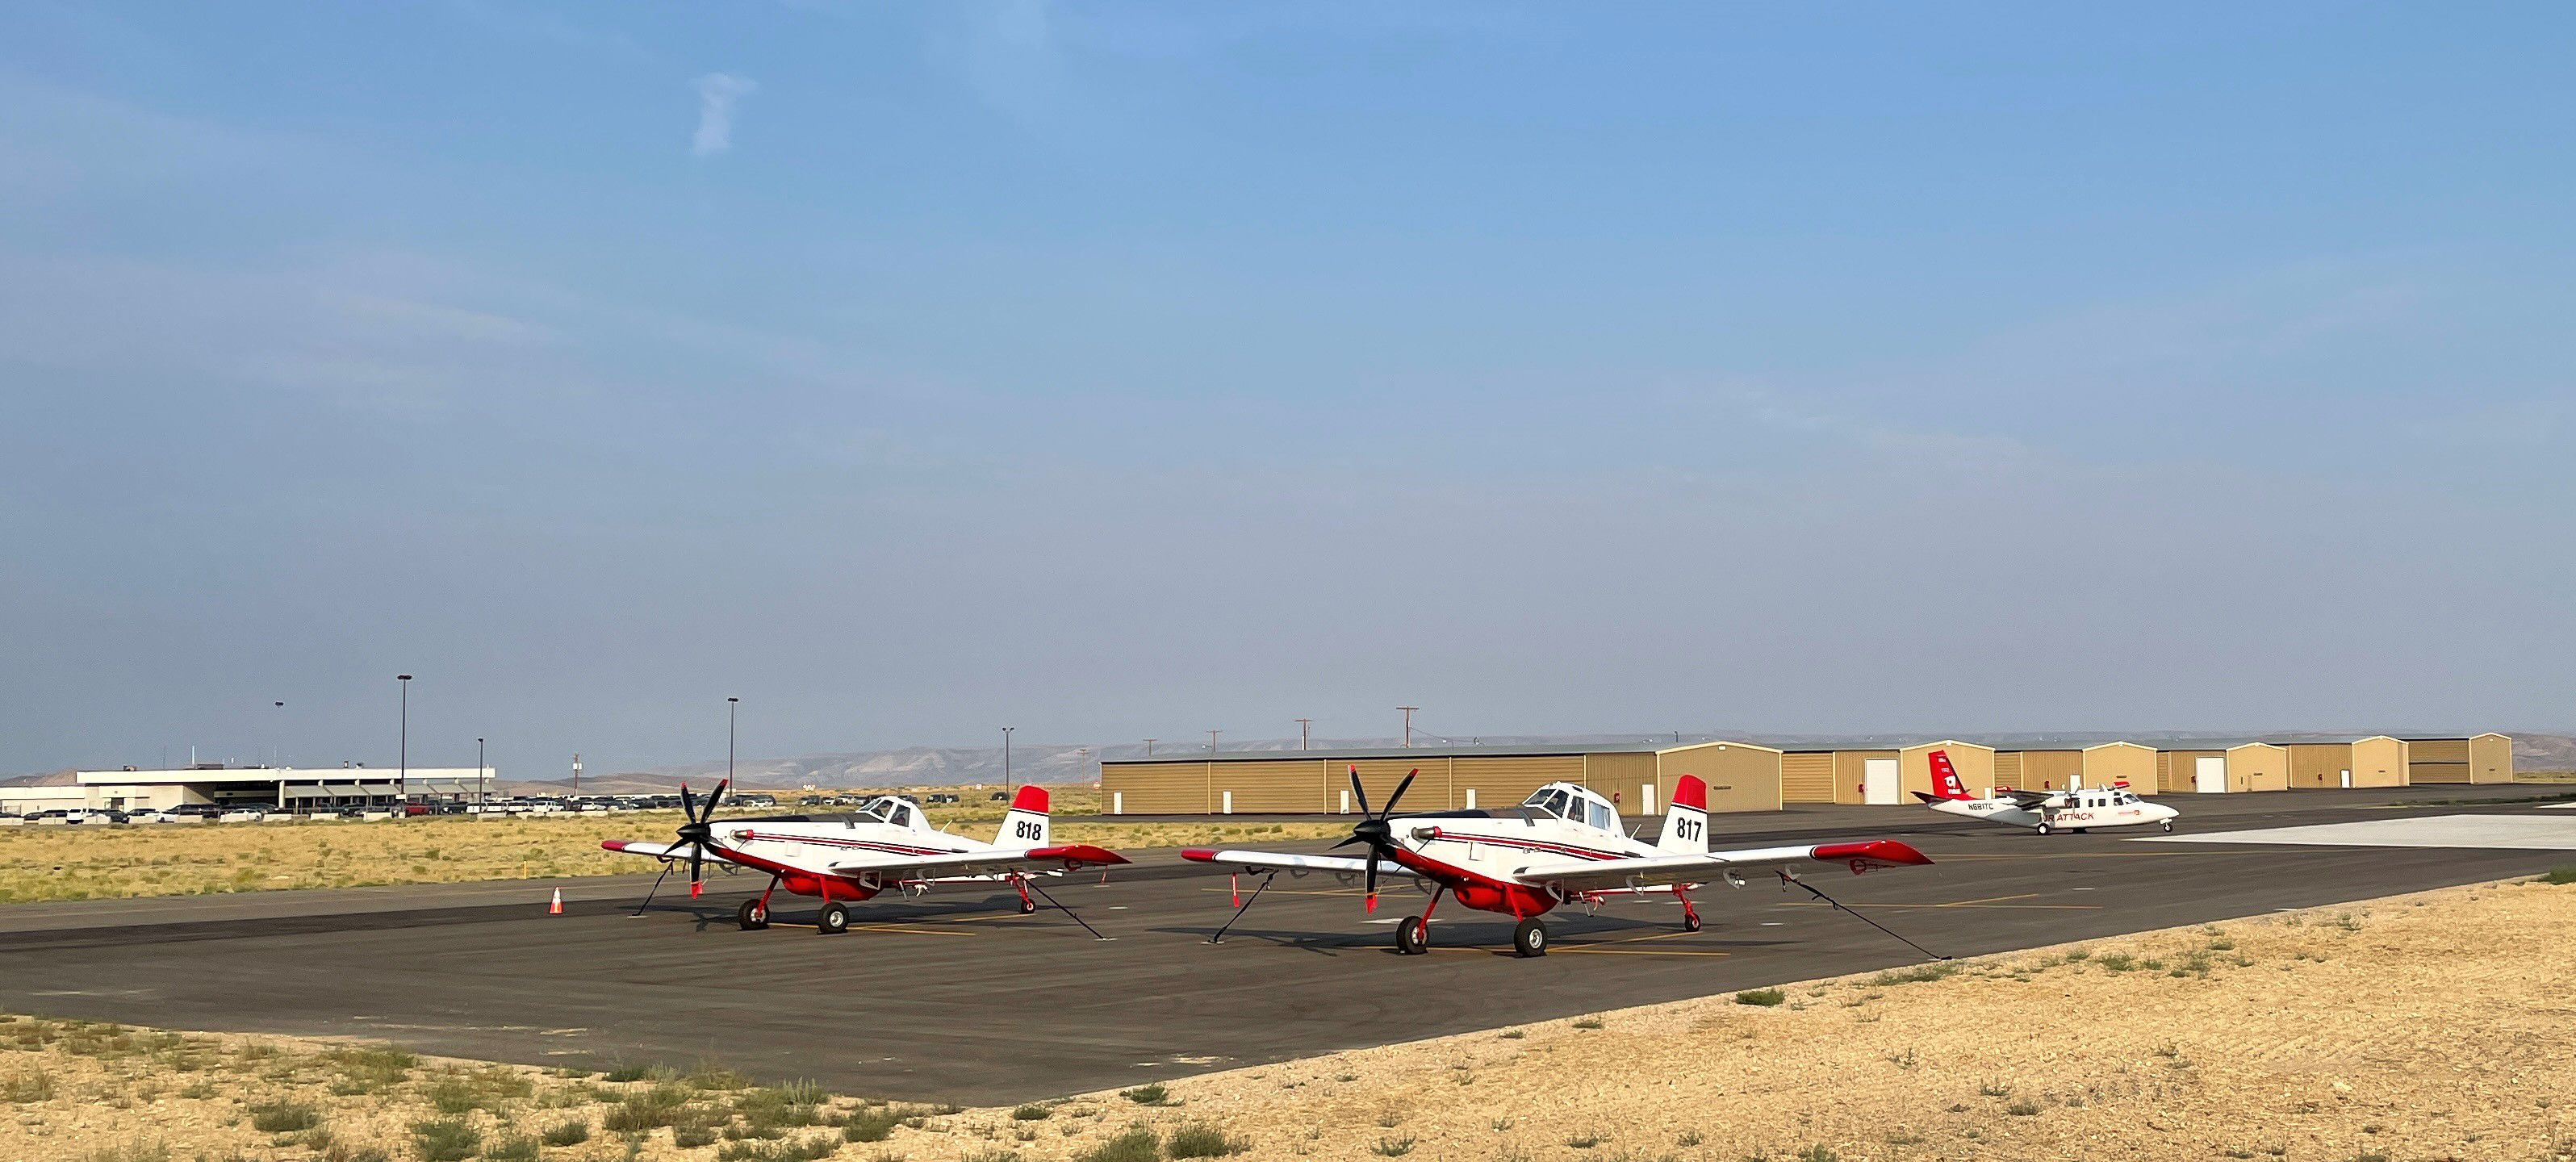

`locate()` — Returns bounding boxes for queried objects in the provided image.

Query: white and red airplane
[1912,749,2178,835]
[602,782,1128,936]
[1183,767,1934,957]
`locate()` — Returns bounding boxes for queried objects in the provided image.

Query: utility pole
[727,697,740,787]
[1206,729,1220,754]
[396,675,412,813]
[1144,738,1156,757]
[1398,706,1418,749]
[1296,719,1311,750]
[478,737,486,808]
[1002,726,1014,785]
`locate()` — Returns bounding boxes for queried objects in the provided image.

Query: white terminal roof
[77,767,493,785]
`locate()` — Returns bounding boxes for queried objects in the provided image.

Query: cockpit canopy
[1520,782,1620,833]
[856,796,921,830]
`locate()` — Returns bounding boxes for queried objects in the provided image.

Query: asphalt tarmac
[0,785,2565,1105]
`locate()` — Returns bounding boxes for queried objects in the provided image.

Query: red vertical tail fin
[1927,749,1972,800]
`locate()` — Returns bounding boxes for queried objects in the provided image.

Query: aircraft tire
[1683,912,1703,934]
[2075,828,2089,834]
[2160,819,2174,833]
[1018,899,1039,915]
[738,899,769,930]
[1395,915,1428,955]
[1512,918,1547,958]
[2034,822,2052,836]
[817,901,851,935]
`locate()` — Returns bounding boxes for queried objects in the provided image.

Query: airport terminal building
[1099,733,2515,816]
[0,766,498,815]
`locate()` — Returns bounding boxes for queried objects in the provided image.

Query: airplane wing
[1994,789,2055,807]
[1502,839,1934,895]
[600,838,738,864]
[826,844,1128,880]
[1179,848,1437,887]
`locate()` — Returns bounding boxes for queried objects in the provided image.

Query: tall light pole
[272,700,286,768]
[1002,726,1014,786]
[1144,738,1156,757]
[1207,729,1220,754]
[1296,719,1311,750]
[727,697,740,788]
[477,737,487,808]
[396,675,412,813]
[1398,706,1418,749]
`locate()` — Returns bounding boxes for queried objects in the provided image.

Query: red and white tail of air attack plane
[1912,748,2179,835]
[1183,767,1935,958]
[602,783,1127,937]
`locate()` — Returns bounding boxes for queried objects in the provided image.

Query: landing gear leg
[1679,892,1703,934]
[1395,888,1442,955]
[1012,875,1038,915]
[1512,917,1548,958]
[738,875,778,930]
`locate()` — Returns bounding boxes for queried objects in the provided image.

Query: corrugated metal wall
[1449,755,1576,812]
[2015,750,2081,792]
[1992,752,2024,792]
[1347,757,1453,812]
[2469,734,2514,784]
[1780,753,1835,802]
[1215,759,1331,812]
[2083,744,2158,794]
[1583,751,1659,813]
[2286,744,2349,788]
[1658,743,1783,813]
[1099,760,1211,813]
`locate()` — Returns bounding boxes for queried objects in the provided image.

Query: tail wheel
[1682,911,1703,934]
[2034,822,2052,836]
[1395,915,1429,955]
[1512,918,1548,958]
[737,899,769,930]
[817,901,851,935]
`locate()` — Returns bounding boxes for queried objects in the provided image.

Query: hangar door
[1863,759,1899,805]
[2193,756,2226,794]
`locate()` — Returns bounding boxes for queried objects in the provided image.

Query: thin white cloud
[690,73,757,157]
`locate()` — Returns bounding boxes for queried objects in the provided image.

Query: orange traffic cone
[548,888,563,915]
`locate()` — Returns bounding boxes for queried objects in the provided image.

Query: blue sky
[2,2,2570,775]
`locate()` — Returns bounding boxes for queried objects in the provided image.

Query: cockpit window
[1587,800,1613,830]
[887,805,912,829]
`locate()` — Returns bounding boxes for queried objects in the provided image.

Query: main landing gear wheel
[1682,911,1704,934]
[2034,822,2053,836]
[1395,915,1429,955]
[1512,918,1548,958]
[817,901,851,935]
[1018,899,1039,915]
[2074,828,2090,834]
[737,899,769,930]
[2160,819,2174,833]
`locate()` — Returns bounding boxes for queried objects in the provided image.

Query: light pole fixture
[478,737,487,807]
[1002,726,1015,786]
[1296,719,1311,750]
[1398,706,1418,749]
[396,675,412,813]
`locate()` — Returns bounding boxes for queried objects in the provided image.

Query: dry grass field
[5,874,2572,1162]
[0,791,1343,905]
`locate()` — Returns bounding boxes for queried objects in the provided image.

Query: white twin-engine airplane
[1185,767,1935,957]
[1912,748,2179,835]
[602,782,1128,936]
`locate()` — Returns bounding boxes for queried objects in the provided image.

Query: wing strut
[1021,877,1114,942]
[1776,870,1950,962]
[1207,871,1278,945]
[629,862,675,917]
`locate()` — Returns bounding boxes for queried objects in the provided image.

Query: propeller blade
[702,780,728,820]
[688,845,705,898]
[1381,769,1419,817]
[1363,848,1380,913]
[680,782,697,821]
[1347,767,1370,817]
[1330,834,1366,850]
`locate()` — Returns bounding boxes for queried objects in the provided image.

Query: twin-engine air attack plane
[1912,748,2180,835]
[601,782,1128,937]
[1184,767,1937,958]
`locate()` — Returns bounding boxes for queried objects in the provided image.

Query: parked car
[217,805,271,823]
[989,791,1010,801]
[924,792,960,805]
[126,809,182,824]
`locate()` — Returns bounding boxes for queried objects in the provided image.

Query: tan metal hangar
[1099,741,1785,817]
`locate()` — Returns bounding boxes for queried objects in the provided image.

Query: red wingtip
[599,840,626,852]
[1180,848,1219,863]
[1812,839,1936,868]
[1010,785,1049,813]
[1673,775,1708,811]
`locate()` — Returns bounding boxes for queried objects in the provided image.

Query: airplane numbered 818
[1186,767,1936,957]
[603,783,1128,936]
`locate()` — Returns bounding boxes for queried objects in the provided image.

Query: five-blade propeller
[1329,766,1416,912]
[671,779,729,899]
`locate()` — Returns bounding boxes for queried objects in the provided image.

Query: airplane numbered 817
[1185,767,1936,957]
[602,783,1128,936]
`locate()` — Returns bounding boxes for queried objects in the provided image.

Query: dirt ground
[0,792,1341,905]
[4,875,2570,1162]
